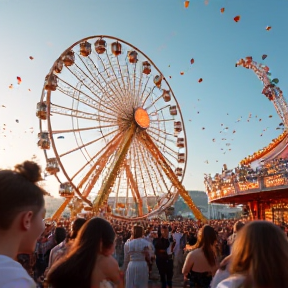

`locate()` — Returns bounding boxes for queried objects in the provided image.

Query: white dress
[123,238,149,288]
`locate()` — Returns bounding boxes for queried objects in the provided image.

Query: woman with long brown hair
[47,217,123,288]
[182,225,218,288]
[217,221,288,288]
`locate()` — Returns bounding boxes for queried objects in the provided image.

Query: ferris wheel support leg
[51,198,71,221]
[125,163,143,216]
[138,131,207,223]
[93,123,137,212]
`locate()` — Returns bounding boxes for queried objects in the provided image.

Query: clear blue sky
[0,0,288,197]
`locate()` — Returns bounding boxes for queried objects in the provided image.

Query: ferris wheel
[37,35,206,221]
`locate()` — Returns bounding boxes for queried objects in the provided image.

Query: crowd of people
[1,160,288,288]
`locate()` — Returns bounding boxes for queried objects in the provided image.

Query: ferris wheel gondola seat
[128,51,138,63]
[36,102,47,120]
[44,74,58,91]
[178,153,185,163]
[169,106,177,116]
[80,41,92,57]
[142,61,151,75]
[111,41,122,56]
[154,75,162,88]
[62,51,75,66]
[37,139,50,150]
[95,39,106,54]
[59,182,75,198]
[46,158,60,174]
[174,121,182,133]
[37,132,50,150]
[175,167,183,177]
[54,59,64,74]
[177,138,185,148]
[162,90,171,102]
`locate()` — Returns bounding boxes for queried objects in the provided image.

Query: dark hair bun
[14,161,42,183]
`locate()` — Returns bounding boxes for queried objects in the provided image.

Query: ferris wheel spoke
[149,126,175,137]
[132,144,148,198]
[96,55,128,110]
[141,87,156,107]
[77,55,128,113]
[57,78,119,117]
[125,163,143,216]
[66,64,127,116]
[147,129,175,150]
[104,51,129,107]
[138,144,157,197]
[148,104,170,116]
[124,59,135,109]
[50,103,118,124]
[150,118,174,123]
[51,124,116,135]
[76,132,123,190]
[148,133,178,158]
[138,75,151,105]
[138,133,176,169]
[134,68,144,108]
[79,58,126,113]
[114,173,122,210]
[59,129,118,158]
[150,154,170,193]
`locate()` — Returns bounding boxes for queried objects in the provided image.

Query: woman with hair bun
[0,161,47,288]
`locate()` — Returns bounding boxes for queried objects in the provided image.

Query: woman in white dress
[123,225,150,288]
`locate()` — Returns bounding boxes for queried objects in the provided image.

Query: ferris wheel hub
[134,108,150,129]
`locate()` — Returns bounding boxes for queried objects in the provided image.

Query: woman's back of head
[0,161,45,230]
[194,225,217,267]
[231,220,288,288]
[48,217,115,288]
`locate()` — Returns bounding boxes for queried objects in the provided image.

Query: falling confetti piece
[220,7,225,13]
[266,26,271,31]
[16,119,19,123]
[169,76,172,79]
[234,15,240,22]
[1,105,6,108]
[28,89,31,91]
[17,76,22,85]
[57,136,65,139]
[259,119,262,122]
[184,0,189,8]
[198,78,203,83]
[29,56,34,60]
[180,71,184,75]
[9,84,13,89]
[233,130,236,133]
[272,78,279,84]
[262,54,267,60]
[269,115,273,118]
[190,58,194,65]
[202,127,205,130]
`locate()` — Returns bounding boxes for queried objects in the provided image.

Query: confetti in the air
[234,16,241,22]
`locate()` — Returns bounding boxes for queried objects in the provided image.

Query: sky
[0,0,288,198]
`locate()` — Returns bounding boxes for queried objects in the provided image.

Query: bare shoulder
[98,254,118,268]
